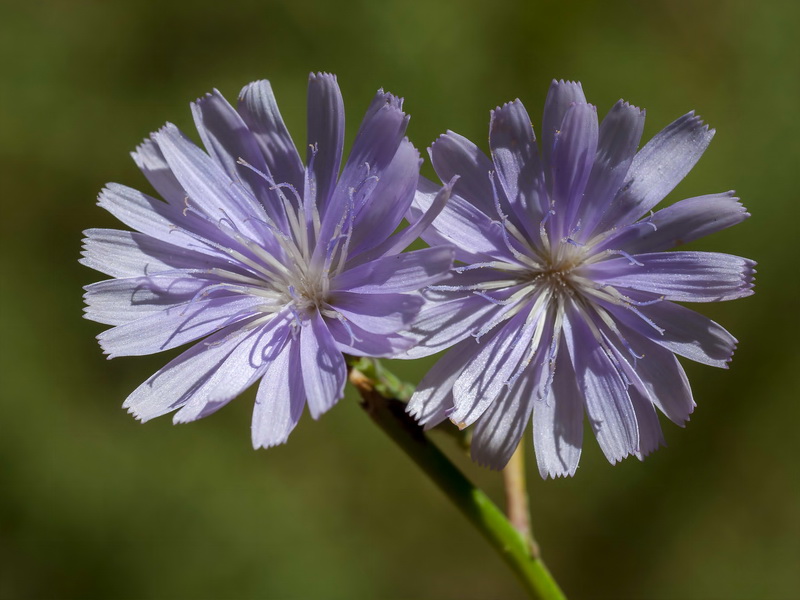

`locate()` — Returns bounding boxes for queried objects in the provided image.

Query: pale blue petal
[585,251,756,302]
[172,318,291,423]
[450,309,540,428]
[430,131,498,217]
[192,89,291,231]
[550,102,598,237]
[598,192,750,255]
[251,337,305,449]
[580,100,645,239]
[347,139,420,258]
[471,368,538,471]
[300,311,346,419]
[97,296,265,358]
[306,72,344,214]
[154,123,270,242]
[406,339,476,429]
[597,111,715,230]
[601,293,738,368]
[541,79,586,179]
[131,137,186,207]
[83,274,209,325]
[80,228,231,279]
[328,291,422,335]
[489,100,548,239]
[123,319,285,423]
[533,350,584,478]
[333,246,453,294]
[563,302,638,463]
[238,79,305,192]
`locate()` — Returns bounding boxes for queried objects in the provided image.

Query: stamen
[538,208,555,253]
[605,249,644,266]
[428,279,521,293]
[473,291,514,306]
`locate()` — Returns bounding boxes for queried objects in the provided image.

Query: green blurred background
[1,0,798,598]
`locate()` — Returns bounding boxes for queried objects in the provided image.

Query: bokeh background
[2,0,798,598]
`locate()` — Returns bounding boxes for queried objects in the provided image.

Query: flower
[81,73,453,448]
[406,80,754,477]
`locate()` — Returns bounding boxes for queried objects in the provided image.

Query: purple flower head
[81,73,453,448]
[406,80,754,477]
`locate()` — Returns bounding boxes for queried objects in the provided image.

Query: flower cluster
[83,75,753,476]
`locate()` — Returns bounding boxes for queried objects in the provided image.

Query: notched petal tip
[539,467,578,480]
[373,88,404,110]
[152,122,181,143]
[681,110,715,135]
[614,98,645,116]
[426,131,458,160]
[190,89,221,108]
[490,98,524,116]
[251,429,291,450]
[551,78,583,88]
[309,71,337,82]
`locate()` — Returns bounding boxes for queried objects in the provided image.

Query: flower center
[286,271,329,315]
[527,240,589,298]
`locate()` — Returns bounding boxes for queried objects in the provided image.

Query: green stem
[349,364,566,600]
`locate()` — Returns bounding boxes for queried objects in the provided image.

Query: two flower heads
[81,73,754,478]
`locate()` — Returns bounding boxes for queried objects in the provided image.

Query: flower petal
[628,386,666,459]
[489,100,548,238]
[131,137,186,206]
[300,310,346,419]
[563,302,638,463]
[328,291,422,335]
[318,95,409,247]
[326,318,414,358]
[412,180,516,264]
[123,318,286,423]
[335,94,408,213]
[96,184,224,253]
[585,251,756,302]
[251,337,305,449]
[430,131,497,217]
[401,292,501,359]
[450,309,540,428]
[348,139,420,258]
[306,72,345,214]
[333,246,453,294]
[550,102,598,237]
[237,79,305,193]
[471,369,538,471]
[83,274,209,325]
[620,325,696,426]
[192,89,291,230]
[541,79,586,179]
[81,228,215,279]
[599,292,738,368]
[533,349,584,478]
[97,296,265,358]
[172,317,291,423]
[406,339,476,429]
[598,192,750,255]
[580,100,645,239]
[154,123,269,242]
[598,111,715,230]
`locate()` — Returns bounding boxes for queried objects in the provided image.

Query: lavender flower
[406,80,754,477]
[81,73,453,448]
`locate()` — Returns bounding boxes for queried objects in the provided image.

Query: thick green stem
[349,366,566,600]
